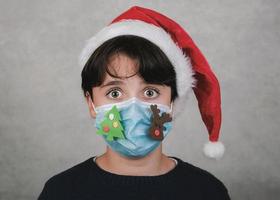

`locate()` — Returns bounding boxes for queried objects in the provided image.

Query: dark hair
[81,35,178,101]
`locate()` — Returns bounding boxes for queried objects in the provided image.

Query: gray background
[0,0,279,199]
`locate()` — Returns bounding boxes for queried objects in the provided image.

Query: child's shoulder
[38,157,95,199]
[44,156,94,185]
[171,156,229,195]
[172,156,223,181]
[172,156,230,199]
[173,156,218,175]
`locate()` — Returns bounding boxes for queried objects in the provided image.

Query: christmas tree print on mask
[96,105,125,141]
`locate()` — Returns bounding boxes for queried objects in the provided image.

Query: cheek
[92,88,107,107]
[163,91,172,104]
[158,88,172,105]
[144,87,171,105]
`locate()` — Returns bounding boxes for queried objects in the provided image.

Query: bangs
[81,35,178,100]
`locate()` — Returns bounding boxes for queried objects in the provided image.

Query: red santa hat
[79,6,225,159]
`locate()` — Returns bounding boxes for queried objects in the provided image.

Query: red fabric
[110,6,222,142]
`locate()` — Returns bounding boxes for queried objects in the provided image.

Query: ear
[85,92,96,118]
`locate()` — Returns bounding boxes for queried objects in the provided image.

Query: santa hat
[79,6,225,159]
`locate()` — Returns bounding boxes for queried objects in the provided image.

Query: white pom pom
[203,141,225,160]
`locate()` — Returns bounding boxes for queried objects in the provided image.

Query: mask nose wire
[91,97,137,114]
[90,95,173,115]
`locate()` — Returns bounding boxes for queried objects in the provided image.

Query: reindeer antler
[150,105,160,120]
[149,104,172,141]
[159,112,172,124]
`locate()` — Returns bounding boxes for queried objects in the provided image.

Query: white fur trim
[203,141,225,160]
[79,19,196,98]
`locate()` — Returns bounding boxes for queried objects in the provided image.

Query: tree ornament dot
[113,121,118,128]
[103,125,110,133]
[109,113,114,120]
[154,129,160,136]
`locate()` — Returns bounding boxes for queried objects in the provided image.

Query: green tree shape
[96,105,125,141]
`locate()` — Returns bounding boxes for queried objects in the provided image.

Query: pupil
[147,90,153,96]
[112,91,118,97]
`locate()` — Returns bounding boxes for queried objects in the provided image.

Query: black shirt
[38,156,230,200]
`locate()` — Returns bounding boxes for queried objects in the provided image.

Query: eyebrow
[100,79,163,89]
[100,80,124,88]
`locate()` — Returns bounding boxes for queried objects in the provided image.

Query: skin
[85,53,176,176]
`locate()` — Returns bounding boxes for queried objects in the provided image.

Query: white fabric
[79,20,197,99]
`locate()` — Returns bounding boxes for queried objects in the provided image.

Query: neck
[96,143,174,176]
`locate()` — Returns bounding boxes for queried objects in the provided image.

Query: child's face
[86,53,172,118]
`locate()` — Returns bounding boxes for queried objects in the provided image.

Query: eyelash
[143,87,160,98]
[106,87,123,98]
[105,87,160,99]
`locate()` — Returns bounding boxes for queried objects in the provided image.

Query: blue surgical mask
[92,97,173,158]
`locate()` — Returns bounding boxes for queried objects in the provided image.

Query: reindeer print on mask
[149,104,172,141]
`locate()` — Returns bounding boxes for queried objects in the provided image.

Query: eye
[106,88,122,99]
[144,88,160,98]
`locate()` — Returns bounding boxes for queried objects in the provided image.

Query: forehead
[106,53,139,80]
[100,52,170,91]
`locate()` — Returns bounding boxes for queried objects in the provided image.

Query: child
[38,6,230,200]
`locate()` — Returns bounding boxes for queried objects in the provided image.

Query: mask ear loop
[86,92,98,113]
[91,101,98,113]
[170,101,174,119]
[170,102,173,112]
